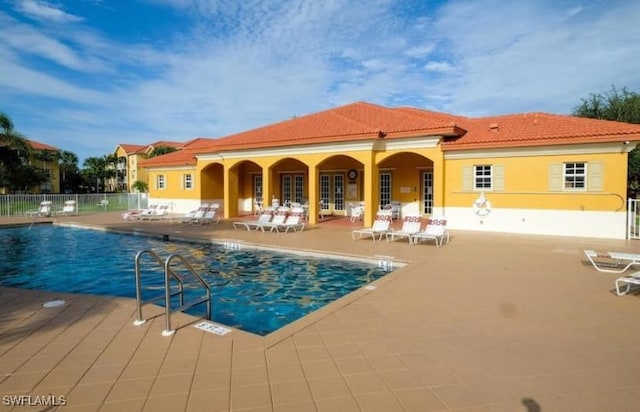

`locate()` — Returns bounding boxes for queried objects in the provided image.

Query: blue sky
[1,0,639,163]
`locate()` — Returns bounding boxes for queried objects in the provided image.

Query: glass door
[422,171,433,214]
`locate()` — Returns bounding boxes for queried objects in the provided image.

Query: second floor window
[474,165,492,190]
[183,174,193,189]
[156,175,165,189]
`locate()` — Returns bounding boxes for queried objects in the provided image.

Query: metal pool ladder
[133,250,212,336]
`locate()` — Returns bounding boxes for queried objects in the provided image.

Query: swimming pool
[0,225,393,335]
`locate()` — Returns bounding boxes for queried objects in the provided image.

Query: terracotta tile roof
[442,112,640,151]
[28,139,59,151]
[139,149,198,167]
[118,144,147,154]
[201,102,464,151]
[138,102,640,167]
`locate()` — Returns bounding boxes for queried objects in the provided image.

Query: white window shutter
[493,164,504,191]
[549,164,562,191]
[462,166,473,191]
[588,162,603,191]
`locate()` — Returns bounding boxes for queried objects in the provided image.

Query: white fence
[628,199,640,239]
[0,193,149,217]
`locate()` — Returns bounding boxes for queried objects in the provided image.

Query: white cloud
[14,0,83,23]
[2,0,640,162]
[424,60,454,73]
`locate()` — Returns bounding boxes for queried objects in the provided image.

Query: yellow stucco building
[140,102,640,239]
[111,141,183,192]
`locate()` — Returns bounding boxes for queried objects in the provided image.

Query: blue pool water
[0,225,391,335]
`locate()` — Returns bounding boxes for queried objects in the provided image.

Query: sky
[1,0,639,163]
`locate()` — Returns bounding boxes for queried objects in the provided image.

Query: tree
[82,156,115,193]
[131,180,148,192]
[0,112,32,191]
[148,145,178,158]
[572,86,640,196]
[59,150,80,193]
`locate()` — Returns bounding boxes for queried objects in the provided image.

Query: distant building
[110,141,183,192]
[28,140,61,193]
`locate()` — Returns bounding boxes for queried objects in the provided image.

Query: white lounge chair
[139,204,170,221]
[233,212,272,231]
[410,218,449,247]
[257,211,288,232]
[615,271,640,296]
[195,207,221,225]
[386,215,422,242]
[179,204,209,224]
[54,200,76,216]
[269,207,306,233]
[584,250,640,274]
[26,201,52,217]
[351,210,393,242]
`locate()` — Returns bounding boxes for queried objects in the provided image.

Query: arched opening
[377,152,434,216]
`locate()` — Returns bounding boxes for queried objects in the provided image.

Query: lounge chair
[26,201,52,217]
[137,204,158,218]
[349,203,364,222]
[178,204,209,224]
[139,204,170,221]
[54,200,76,216]
[257,210,288,232]
[410,218,449,247]
[194,207,221,225]
[233,212,272,231]
[386,215,422,243]
[267,207,306,233]
[584,250,640,274]
[351,210,393,242]
[615,271,640,296]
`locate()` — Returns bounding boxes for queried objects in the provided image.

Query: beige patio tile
[77,363,126,385]
[119,360,163,380]
[191,369,231,392]
[142,393,189,412]
[105,377,154,402]
[186,387,230,412]
[66,382,113,406]
[315,395,360,412]
[270,379,313,405]
[394,387,449,411]
[231,366,269,387]
[379,369,424,390]
[301,359,341,379]
[307,376,351,400]
[354,390,405,412]
[230,383,272,410]
[0,371,47,392]
[148,373,193,398]
[267,361,306,383]
[296,345,332,362]
[99,398,146,412]
[334,356,374,375]
[273,401,317,412]
[431,383,485,409]
[343,371,388,394]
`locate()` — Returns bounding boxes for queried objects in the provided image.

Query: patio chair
[268,207,306,233]
[351,210,393,242]
[410,218,449,247]
[233,211,273,231]
[54,200,76,216]
[615,271,640,296]
[386,215,422,243]
[257,210,288,232]
[178,204,209,224]
[26,201,52,217]
[349,203,363,222]
[584,250,640,274]
[139,204,170,221]
[194,207,221,225]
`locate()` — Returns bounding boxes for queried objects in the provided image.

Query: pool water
[0,225,392,335]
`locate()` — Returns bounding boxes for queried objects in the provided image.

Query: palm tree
[0,112,32,191]
[59,150,79,192]
[132,180,148,192]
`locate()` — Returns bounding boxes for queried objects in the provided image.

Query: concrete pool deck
[1,212,640,411]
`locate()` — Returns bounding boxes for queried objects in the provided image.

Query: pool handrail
[133,250,212,336]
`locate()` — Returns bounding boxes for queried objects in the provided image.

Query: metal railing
[0,193,148,217]
[133,250,212,336]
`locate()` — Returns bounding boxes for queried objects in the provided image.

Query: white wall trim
[444,142,634,160]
